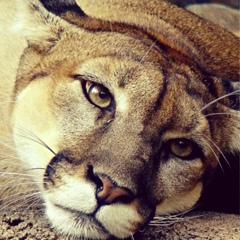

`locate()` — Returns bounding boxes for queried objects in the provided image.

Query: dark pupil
[178,140,187,148]
[99,91,107,99]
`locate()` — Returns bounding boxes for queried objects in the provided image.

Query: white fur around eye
[116,90,129,113]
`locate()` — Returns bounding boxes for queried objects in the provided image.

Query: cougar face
[11,27,238,238]
[1,0,239,239]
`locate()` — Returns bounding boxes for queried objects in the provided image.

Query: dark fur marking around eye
[221,78,240,110]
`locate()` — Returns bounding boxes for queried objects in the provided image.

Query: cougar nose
[96,175,133,205]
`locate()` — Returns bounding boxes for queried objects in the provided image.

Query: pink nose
[96,176,132,205]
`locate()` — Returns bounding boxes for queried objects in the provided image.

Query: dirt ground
[1,206,240,240]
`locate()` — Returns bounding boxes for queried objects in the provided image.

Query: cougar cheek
[156,182,203,215]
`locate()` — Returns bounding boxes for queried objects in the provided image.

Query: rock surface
[1,206,240,240]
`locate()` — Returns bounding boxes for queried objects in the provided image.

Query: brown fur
[0,0,239,239]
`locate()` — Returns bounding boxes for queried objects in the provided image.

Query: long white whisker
[0,192,41,211]
[0,172,38,178]
[26,167,45,172]
[0,188,38,202]
[16,130,56,156]
[202,138,224,171]
[140,40,157,63]
[150,215,190,226]
[0,140,18,152]
[0,180,39,188]
[23,197,44,212]
[204,112,240,118]
[204,135,230,168]
[200,89,240,112]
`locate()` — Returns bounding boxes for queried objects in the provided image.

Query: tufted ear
[40,0,86,16]
[73,0,239,82]
[12,0,65,52]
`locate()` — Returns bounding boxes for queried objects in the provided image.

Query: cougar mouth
[42,154,146,239]
[45,200,110,239]
[45,196,145,239]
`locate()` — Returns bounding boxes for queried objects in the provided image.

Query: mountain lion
[0,0,239,239]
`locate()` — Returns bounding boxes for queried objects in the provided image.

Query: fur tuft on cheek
[11,78,59,171]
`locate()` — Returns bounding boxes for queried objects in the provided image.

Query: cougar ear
[75,0,239,81]
[40,0,86,16]
[12,0,64,52]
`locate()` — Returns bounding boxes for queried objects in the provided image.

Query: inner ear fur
[40,0,86,16]
[75,0,239,82]
[13,0,65,52]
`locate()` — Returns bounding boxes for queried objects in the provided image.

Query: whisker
[26,167,45,172]
[23,197,44,212]
[13,127,56,156]
[0,177,35,183]
[0,171,39,178]
[21,194,42,207]
[149,206,200,227]
[200,89,240,112]
[17,133,56,156]
[203,135,230,168]
[0,153,21,161]
[0,140,18,152]
[0,191,41,211]
[0,180,39,189]
[0,188,38,201]
[204,112,240,118]
[149,212,202,227]
[202,138,224,171]
[140,40,157,63]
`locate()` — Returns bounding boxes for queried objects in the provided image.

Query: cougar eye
[169,138,194,159]
[85,81,112,109]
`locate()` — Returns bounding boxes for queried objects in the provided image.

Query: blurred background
[169,0,239,8]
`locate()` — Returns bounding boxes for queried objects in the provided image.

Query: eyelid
[74,74,102,86]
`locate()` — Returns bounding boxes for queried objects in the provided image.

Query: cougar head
[10,0,239,238]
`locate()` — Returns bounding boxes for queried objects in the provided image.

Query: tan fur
[0,0,239,239]
[187,3,240,37]
[76,0,240,81]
